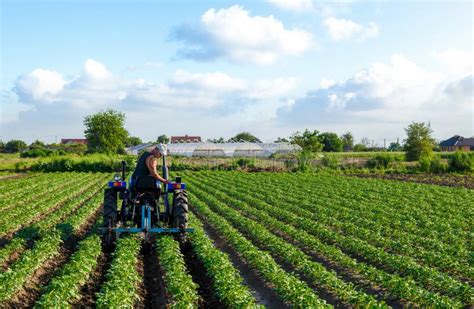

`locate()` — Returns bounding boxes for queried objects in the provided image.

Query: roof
[170,135,202,143]
[456,138,474,147]
[61,138,87,144]
[440,135,462,147]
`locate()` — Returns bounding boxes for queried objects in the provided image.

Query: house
[61,138,88,145]
[170,135,202,144]
[440,135,474,151]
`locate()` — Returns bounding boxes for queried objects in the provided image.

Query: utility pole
[384,139,386,149]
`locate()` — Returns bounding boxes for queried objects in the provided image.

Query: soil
[192,208,289,309]
[349,173,474,189]
[180,241,223,308]
[140,243,167,309]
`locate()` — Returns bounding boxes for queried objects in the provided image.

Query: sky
[1,0,473,145]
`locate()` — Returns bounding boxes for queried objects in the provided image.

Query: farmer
[130,144,169,192]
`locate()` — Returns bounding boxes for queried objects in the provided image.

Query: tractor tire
[103,188,117,228]
[172,190,188,229]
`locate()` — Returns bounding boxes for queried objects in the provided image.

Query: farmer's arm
[146,156,168,183]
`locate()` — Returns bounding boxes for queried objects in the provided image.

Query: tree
[341,132,354,151]
[0,141,5,153]
[229,132,262,143]
[29,140,46,149]
[353,144,368,152]
[4,140,27,153]
[84,109,129,154]
[127,136,143,147]
[274,137,289,143]
[156,135,169,144]
[404,122,435,161]
[208,137,225,143]
[318,132,343,152]
[388,142,402,152]
[290,129,323,153]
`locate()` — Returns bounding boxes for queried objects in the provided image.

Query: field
[0,171,472,308]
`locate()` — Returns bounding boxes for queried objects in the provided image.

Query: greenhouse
[164,142,301,158]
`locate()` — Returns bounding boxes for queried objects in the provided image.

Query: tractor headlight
[113,174,121,181]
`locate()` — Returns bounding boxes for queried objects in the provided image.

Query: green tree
[353,144,367,152]
[229,132,262,143]
[319,132,343,152]
[208,137,225,143]
[156,135,169,144]
[127,136,143,147]
[340,132,354,151]
[5,140,28,153]
[404,122,435,161]
[84,109,129,154]
[290,129,323,153]
[388,142,402,152]
[0,141,5,153]
[274,137,289,143]
[29,140,46,149]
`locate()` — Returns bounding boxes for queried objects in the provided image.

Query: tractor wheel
[103,188,117,227]
[172,190,188,229]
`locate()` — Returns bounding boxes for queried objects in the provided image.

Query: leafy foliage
[290,129,323,153]
[84,109,129,154]
[449,151,473,172]
[404,122,435,161]
[319,132,343,152]
[229,131,262,143]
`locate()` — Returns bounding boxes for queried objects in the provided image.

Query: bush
[449,151,473,172]
[30,154,136,173]
[321,154,339,169]
[366,154,394,169]
[20,149,66,158]
[235,158,255,169]
[417,155,448,173]
[297,150,313,172]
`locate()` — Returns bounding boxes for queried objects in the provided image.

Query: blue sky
[1,0,472,144]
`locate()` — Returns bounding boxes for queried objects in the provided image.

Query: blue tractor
[102,155,193,247]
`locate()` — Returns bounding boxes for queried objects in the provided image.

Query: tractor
[101,151,193,247]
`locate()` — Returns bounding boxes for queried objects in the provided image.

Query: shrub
[235,158,255,169]
[449,151,473,172]
[30,154,136,173]
[297,150,313,172]
[366,154,393,169]
[321,154,339,169]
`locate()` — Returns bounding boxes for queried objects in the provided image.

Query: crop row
[203,172,472,283]
[190,194,330,307]
[0,191,103,302]
[95,235,142,308]
[0,174,109,267]
[156,235,199,308]
[187,214,261,308]
[0,173,98,236]
[35,234,102,308]
[186,173,463,307]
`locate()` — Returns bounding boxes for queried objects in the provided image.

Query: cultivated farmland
[0,171,472,308]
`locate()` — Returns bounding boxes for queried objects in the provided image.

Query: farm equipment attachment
[101,152,193,247]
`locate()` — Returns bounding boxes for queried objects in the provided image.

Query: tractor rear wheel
[172,190,188,229]
[103,188,117,227]
[103,189,117,247]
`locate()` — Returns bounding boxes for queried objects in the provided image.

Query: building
[170,135,202,144]
[61,138,88,145]
[440,135,474,151]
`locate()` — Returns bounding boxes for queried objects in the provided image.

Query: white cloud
[320,78,336,89]
[266,0,313,12]
[278,54,472,139]
[14,69,65,102]
[83,58,111,80]
[173,5,313,65]
[324,17,379,41]
[433,48,474,76]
